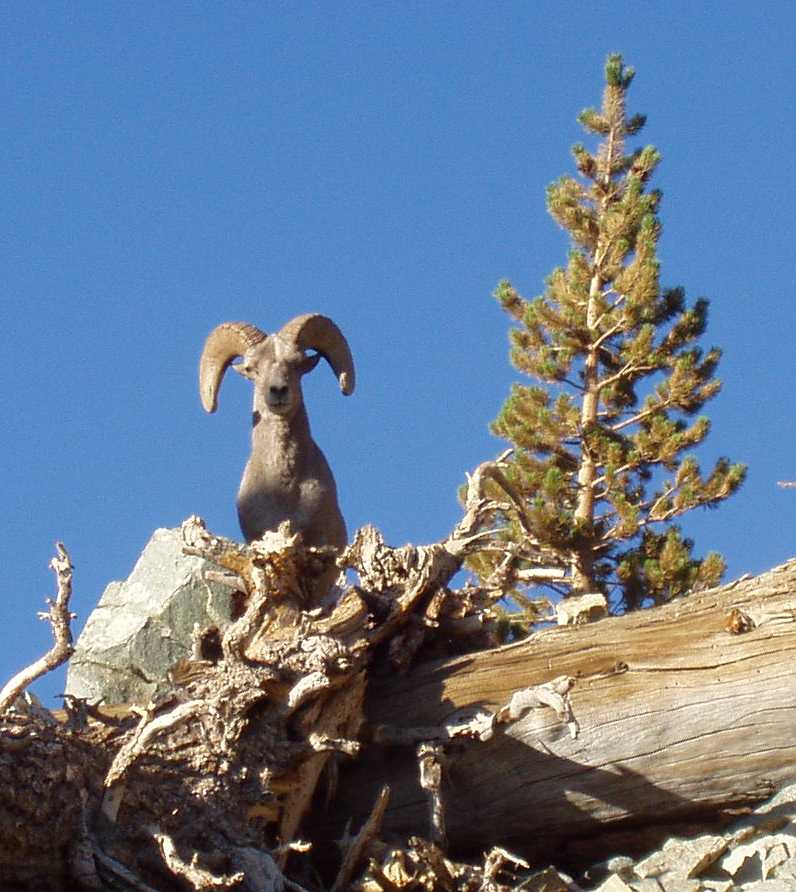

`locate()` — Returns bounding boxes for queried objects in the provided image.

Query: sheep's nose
[270,385,289,400]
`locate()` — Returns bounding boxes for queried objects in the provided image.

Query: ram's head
[199,314,355,419]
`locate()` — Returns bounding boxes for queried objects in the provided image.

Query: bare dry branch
[332,785,391,892]
[0,542,75,715]
[151,827,245,890]
[105,699,204,787]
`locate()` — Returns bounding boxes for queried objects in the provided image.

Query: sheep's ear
[233,361,255,380]
[299,353,322,375]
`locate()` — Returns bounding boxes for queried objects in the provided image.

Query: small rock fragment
[762,841,791,879]
[605,856,636,879]
[635,836,726,880]
[742,881,796,891]
[655,878,700,892]
[722,834,796,880]
[523,865,577,891]
[595,875,635,892]
[772,855,796,880]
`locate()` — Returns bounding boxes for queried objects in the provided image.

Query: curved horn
[199,322,267,413]
[278,314,355,396]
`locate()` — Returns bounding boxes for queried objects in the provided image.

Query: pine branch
[592,321,624,351]
[611,400,672,433]
[598,361,661,392]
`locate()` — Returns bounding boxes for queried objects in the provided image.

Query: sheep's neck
[250,404,313,491]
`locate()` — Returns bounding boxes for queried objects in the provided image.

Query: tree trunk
[310,559,796,870]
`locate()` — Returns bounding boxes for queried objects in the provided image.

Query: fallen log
[309,559,796,871]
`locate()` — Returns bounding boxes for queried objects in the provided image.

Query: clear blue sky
[1,3,793,705]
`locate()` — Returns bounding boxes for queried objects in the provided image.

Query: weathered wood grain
[312,560,796,865]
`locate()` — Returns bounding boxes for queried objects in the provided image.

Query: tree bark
[310,559,796,870]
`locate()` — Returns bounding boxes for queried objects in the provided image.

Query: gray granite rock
[65,526,237,705]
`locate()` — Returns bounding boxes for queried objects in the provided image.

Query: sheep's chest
[237,448,326,541]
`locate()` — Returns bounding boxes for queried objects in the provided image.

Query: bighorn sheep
[199,314,355,557]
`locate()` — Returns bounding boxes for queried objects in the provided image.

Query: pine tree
[472,54,745,616]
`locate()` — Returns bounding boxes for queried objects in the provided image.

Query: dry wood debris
[3,462,795,890]
[354,838,542,892]
[0,456,572,890]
